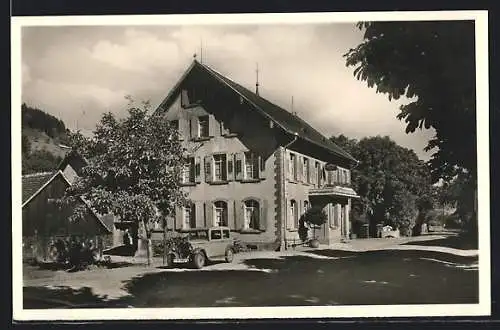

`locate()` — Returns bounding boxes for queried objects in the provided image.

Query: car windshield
[187,230,209,240]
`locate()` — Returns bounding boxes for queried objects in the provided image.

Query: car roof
[182,226,231,231]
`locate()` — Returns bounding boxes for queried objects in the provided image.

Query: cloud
[20,24,435,160]
[91,28,181,73]
[22,63,31,87]
[23,79,129,131]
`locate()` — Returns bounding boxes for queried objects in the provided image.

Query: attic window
[181,88,202,108]
[269,121,274,128]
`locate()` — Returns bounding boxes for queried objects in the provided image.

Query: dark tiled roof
[98,213,114,233]
[22,172,56,204]
[197,61,357,163]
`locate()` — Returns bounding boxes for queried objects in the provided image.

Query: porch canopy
[309,185,360,199]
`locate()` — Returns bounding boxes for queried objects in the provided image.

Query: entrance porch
[308,185,359,245]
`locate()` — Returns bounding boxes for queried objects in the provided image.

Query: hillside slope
[22,104,73,174]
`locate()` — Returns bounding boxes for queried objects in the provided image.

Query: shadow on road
[403,234,478,250]
[24,249,478,309]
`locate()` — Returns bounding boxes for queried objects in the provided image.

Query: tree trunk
[162,218,167,265]
[135,238,153,265]
[135,220,152,266]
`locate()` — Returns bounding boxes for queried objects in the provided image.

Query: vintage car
[165,226,235,269]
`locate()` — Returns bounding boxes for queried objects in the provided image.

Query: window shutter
[294,155,299,181]
[194,202,203,228]
[259,199,267,231]
[297,156,303,182]
[190,203,196,229]
[208,114,217,137]
[236,200,244,230]
[190,117,199,140]
[227,153,235,181]
[175,205,183,231]
[204,155,212,183]
[194,156,202,183]
[228,200,235,229]
[235,152,244,181]
[308,161,313,184]
[204,202,212,227]
[258,155,266,179]
[347,170,351,185]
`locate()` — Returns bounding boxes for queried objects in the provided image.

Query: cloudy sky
[21,23,435,160]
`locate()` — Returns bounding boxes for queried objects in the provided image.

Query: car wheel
[192,251,205,269]
[225,248,234,263]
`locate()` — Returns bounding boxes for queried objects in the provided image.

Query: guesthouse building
[156,60,359,250]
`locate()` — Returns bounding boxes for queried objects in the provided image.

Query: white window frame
[181,157,195,183]
[213,154,227,182]
[214,201,228,227]
[198,115,209,138]
[244,200,260,230]
[290,199,298,229]
[244,152,259,179]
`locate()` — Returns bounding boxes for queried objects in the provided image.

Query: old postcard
[11,11,490,320]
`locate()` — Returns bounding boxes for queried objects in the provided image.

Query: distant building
[22,151,115,262]
[156,60,359,249]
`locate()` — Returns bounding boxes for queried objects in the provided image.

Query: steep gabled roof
[22,171,57,204]
[155,60,357,163]
[22,154,113,234]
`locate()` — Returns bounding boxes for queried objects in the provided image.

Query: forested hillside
[22,103,72,174]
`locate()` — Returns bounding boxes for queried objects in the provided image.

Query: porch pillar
[344,198,351,239]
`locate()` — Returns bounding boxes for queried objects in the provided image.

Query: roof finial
[256,62,260,95]
[200,38,203,64]
[291,96,294,115]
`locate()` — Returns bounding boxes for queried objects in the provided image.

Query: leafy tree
[299,205,328,241]
[331,135,433,236]
[344,21,476,182]
[22,134,31,155]
[59,98,188,265]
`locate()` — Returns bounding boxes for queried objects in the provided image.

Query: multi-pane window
[214,201,228,226]
[244,200,260,230]
[303,158,309,183]
[183,204,196,229]
[198,115,209,138]
[213,154,227,181]
[289,153,296,180]
[181,157,195,183]
[244,152,259,179]
[290,199,298,228]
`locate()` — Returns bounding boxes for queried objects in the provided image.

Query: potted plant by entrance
[301,206,328,248]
